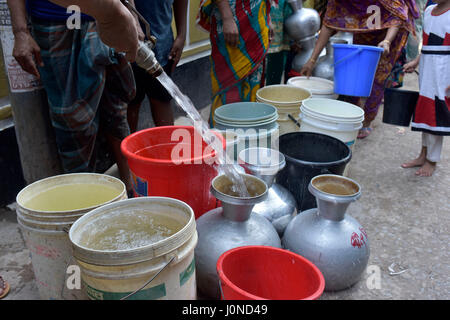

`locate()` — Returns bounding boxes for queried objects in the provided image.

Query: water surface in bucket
[24,184,121,212]
[78,210,185,251]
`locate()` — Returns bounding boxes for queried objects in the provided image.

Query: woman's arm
[378,26,399,55]
[216,0,239,47]
[403,54,420,73]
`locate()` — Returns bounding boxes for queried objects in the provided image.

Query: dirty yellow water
[24,183,121,212]
[78,211,185,251]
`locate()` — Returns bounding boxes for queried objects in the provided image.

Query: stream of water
[156,72,250,197]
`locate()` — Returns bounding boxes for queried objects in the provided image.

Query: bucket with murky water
[16,173,127,300]
[69,197,197,300]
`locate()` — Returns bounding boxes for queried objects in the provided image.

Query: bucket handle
[288,114,301,128]
[120,255,176,300]
[334,47,363,68]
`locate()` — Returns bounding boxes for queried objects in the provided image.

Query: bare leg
[127,102,141,133]
[401,146,427,168]
[105,133,132,193]
[150,98,174,126]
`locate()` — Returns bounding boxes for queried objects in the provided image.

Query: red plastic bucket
[121,126,225,219]
[217,246,325,300]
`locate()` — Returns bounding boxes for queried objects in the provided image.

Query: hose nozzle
[135,41,163,77]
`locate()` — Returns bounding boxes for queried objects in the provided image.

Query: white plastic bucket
[256,85,311,136]
[16,173,127,300]
[69,197,197,300]
[287,76,339,100]
[299,98,364,148]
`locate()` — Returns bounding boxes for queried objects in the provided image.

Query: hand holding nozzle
[120,0,163,76]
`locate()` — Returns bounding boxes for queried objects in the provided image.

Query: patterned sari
[197,0,270,125]
[323,0,419,125]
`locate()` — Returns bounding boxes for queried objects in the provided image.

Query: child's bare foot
[415,160,436,177]
[401,157,426,168]
[402,147,427,168]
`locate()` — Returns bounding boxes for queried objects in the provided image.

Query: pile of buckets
[14,43,383,301]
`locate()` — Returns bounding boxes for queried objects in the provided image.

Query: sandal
[0,276,10,299]
[357,127,372,139]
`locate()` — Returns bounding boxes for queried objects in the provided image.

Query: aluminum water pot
[283,174,370,291]
[238,147,297,236]
[195,173,281,299]
[313,39,347,81]
[285,0,321,41]
[291,34,317,72]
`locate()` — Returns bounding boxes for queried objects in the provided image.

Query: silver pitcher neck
[211,174,268,222]
[289,0,302,11]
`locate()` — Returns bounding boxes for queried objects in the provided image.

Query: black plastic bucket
[383,88,419,127]
[277,132,352,212]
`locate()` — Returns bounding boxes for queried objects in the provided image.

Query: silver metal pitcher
[312,38,347,81]
[238,147,297,236]
[283,174,370,291]
[195,173,281,299]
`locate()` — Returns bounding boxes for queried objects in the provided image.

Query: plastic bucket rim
[256,85,312,106]
[214,113,279,127]
[16,173,126,215]
[69,196,196,264]
[121,125,225,165]
[214,102,278,122]
[215,123,279,138]
[300,105,364,123]
[279,132,352,167]
[332,43,384,52]
[216,245,325,300]
[301,98,365,120]
[300,109,364,127]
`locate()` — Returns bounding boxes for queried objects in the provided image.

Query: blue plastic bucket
[333,44,383,97]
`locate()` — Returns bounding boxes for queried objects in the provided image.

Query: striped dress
[411,4,450,136]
